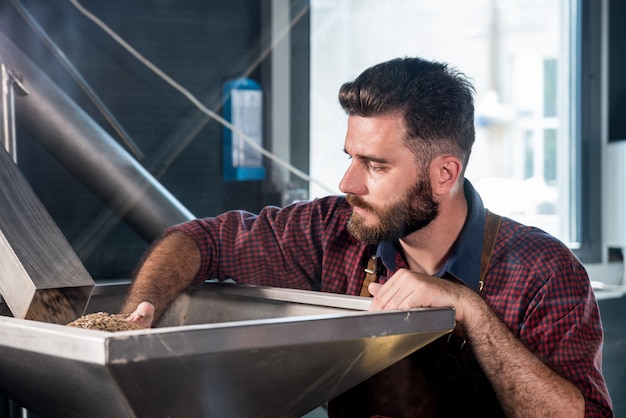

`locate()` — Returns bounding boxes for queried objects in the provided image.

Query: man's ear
[430,155,462,196]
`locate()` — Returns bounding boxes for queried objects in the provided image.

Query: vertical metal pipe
[5,398,28,418]
[0,63,17,163]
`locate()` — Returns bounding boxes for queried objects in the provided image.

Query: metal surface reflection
[0,282,454,418]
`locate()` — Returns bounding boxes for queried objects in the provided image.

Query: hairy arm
[121,231,201,327]
[461,286,584,417]
[369,270,585,417]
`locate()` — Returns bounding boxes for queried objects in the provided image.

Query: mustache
[345,194,376,212]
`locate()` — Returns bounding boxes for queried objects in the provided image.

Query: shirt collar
[376,179,486,291]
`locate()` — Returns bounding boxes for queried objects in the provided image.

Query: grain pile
[66,312,143,332]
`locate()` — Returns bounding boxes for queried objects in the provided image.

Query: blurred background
[0,0,624,415]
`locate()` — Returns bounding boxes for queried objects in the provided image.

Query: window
[309,0,578,246]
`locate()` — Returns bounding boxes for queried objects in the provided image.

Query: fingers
[124,301,155,328]
[368,282,400,311]
[368,282,383,296]
[368,269,452,312]
[368,269,477,327]
[368,270,415,311]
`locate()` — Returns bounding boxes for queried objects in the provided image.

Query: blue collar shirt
[376,179,485,291]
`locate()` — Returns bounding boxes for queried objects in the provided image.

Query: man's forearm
[121,231,202,321]
[464,294,585,417]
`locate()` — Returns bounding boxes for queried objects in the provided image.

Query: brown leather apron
[327,211,503,418]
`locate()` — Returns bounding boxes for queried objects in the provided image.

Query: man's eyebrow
[343,148,390,164]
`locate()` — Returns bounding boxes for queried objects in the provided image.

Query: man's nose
[339,163,366,195]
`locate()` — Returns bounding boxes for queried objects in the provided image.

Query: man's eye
[368,163,385,172]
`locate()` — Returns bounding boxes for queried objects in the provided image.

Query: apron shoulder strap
[479,210,502,292]
[360,210,502,296]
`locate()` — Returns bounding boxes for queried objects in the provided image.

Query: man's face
[339,115,439,244]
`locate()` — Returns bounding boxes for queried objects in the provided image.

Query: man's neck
[399,192,468,275]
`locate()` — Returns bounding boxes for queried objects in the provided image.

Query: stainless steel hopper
[0,282,455,418]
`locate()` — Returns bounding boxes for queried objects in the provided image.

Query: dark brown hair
[338,57,475,173]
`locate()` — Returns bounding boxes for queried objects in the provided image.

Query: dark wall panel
[609,0,626,141]
[0,0,288,279]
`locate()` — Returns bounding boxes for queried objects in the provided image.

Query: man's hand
[120,231,201,326]
[124,301,156,328]
[368,268,472,325]
[368,268,585,417]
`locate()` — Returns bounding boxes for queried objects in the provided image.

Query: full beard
[345,180,439,244]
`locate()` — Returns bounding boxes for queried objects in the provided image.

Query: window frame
[572,0,605,263]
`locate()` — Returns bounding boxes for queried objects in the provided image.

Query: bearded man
[122,57,613,417]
